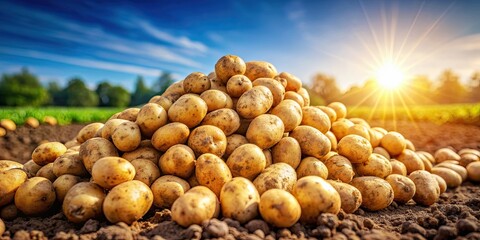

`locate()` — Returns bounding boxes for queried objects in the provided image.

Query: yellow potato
[246,114,284,149]
[200,89,233,112]
[53,152,88,177]
[76,123,104,143]
[368,128,383,148]
[103,180,153,224]
[327,180,362,213]
[32,142,67,166]
[236,86,273,119]
[0,169,28,207]
[188,125,227,157]
[431,167,462,188]
[227,144,266,181]
[292,176,341,223]
[36,163,57,182]
[272,137,301,169]
[467,162,480,182]
[278,72,302,92]
[416,151,436,165]
[183,72,211,94]
[15,177,56,215]
[405,139,416,151]
[290,125,331,159]
[354,153,392,178]
[349,118,370,128]
[0,119,16,131]
[0,217,4,236]
[151,175,190,209]
[53,174,82,202]
[25,117,39,128]
[43,116,57,126]
[196,153,232,196]
[62,182,106,223]
[434,148,461,163]
[350,176,394,211]
[116,108,140,122]
[284,91,305,107]
[271,99,302,132]
[131,159,161,186]
[253,163,297,195]
[111,121,142,152]
[220,177,260,224]
[325,131,338,151]
[0,160,23,172]
[171,186,219,227]
[327,102,347,119]
[209,75,227,92]
[372,127,388,135]
[235,117,252,135]
[324,155,355,183]
[79,137,118,173]
[201,108,240,136]
[459,148,480,157]
[347,124,370,141]
[433,174,447,194]
[136,103,168,138]
[297,88,310,107]
[226,75,252,97]
[215,55,246,83]
[0,127,5,137]
[264,149,273,168]
[23,159,42,178]
[101,119,128,140]
[162,81,186,102]
[92,157,135,189]
[122,146,161,164]
[380,131,406,156]
[224,134,248,158]
[168,94,208,128]
[148,95,173,112]
[409,170,440,206]
[331,118,354,141]
[151,122,190,152]
[1,204,18,220]
[337,135,372,164]
[396,149,425,174]
[435,163,467,181]
[160,144,196,179]
[459,153,479,167]
[296,157,328,179]
[385,174,416,204]
[244,61,277,81]
[259,189,301,228]
[373,147,390,160]
[390,159,408,176]
[252,78,285,107]
[301,107,331,134]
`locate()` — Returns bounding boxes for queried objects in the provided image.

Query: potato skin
[188,125,227,157]
[91,157,136,189]
[331,118,354,140]
[162,81,186,102]
[53,152,88,177]
[409,170,440,206]
[62,182,106,223]
[215,55,246,83]
[160,144,196,179]
[278,72,302,92]
[171,186,219,227]
[0,204,18,220]
[122,146,161,164]
[168,94,208,128]
[246,114,284,149]
[131,159,161,186]
[0,214,5,235]
[252,78,285,107]
[220,177,260,224]
[183,72,211,94]
[467,162,480,182]
[272,137,301,169]
[327,102,347,119]
[196,153,232,197]
[431,167,462,188]
[390,159,408,176]
[226,75,252,97]
[253,163,297,195]
[434,148,461,163]
[296,157,328,179]
[77,123,104,143]
[433,174,447,194]
[151,175,190,209]
[23,160,42,178]
[435,163,467,181]
[324,155,355,183]
[224,134,248,158]
[151,122,190,152]
[292,176,341,224]
[53,174,82,202]
[15,177,56,215]
[200,90,233,112]
[337,135,372,164]
[101,119,128,140]
[227,144,266,181]
[0,160,23,173]
[290,125,331,159]
[116,108,140,122]
[350,176,394,211]
[236,86,273,119]
[136,103,168,138]
[244,61,277,81]
[396,149,425,175]
[0,169,28,207]
[259,189,301,228]
[354,153,392,178]
[271,99,302,132]
[380,132,406,156]
[327,180,362,213]
[79,137,118,173]
[32,142,67,166]
[112,121,142,152]
[36,163,57,182]
[301,106,331,134]
[385,174,416,204]
[149,95,173,112]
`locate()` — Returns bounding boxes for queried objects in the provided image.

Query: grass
[0,107,122,125]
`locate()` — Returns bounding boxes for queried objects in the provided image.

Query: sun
[375,62,405,90]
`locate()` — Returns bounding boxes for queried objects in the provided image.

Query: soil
[1,121,479,240]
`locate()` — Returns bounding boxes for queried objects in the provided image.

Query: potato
[405,139,416,151]
[224,134,248,158]
[116,108,140,122]
[246,114,284,149]
[253,163,297,195]
[278,72,302,92]
[409,170,440,206]
[151,175,190,209]
[374,147,390,160]
[390,159,408,176]
[337,135,372,164]
[53,174,82,202]
[290,125,331,159]
[301,107,330,134]
[168,94,208,128]
[210,76,228,92]
[372,127,388,135]
[271,137,301,169]
[264,149,273,168]
[380,132,406,156]
[227,144,266,181]
[148,95,173,112]
[235,117,252,135]
[418,154,433,172]
[327,102,347,119]
[0,217,4,236]
[92,157,136,189]
[77,123,104,143]
[434,148,461,163]
[466,162,480,182]
[368,129,383,148]
[0,119,16,131]
[236,86,273,119]
[200,90,233,112]
[101,119,128,140]
[416,151,435,165]
[136,103,168,138]
[151,122,190,152]
[331,118,354,140]
[0,127,5,137]
[23,159,42,177]
[201,108,240,136]
[350,176,394,211]
[183,72,210,94]
[396,149,425,174]
[112,121,141,152]
[259,189,301,228]
[324,155,355,183]
[15,177,56,215]
[1,204,18,220]
[171,186,219,227]
[0,169,28,207]
[196,153,232,196]
[435,163,467,181]
[226,75,252,97]
[271,99,302,132]
[25,117,39,128]
[79,137,118,173]
[327,180,362,213]
[284,91,305,107]
[122,146,161,164]
[349,118,370,128]
[220,177,260,224]
[355,153,392,178]
[433,174,447,194]
[252,78,285,107]
[188,174,200,188]
[43,116,57,126]
[159,144,195,179]
[385,174,416,204]
[244,61,277,81]
[36,163,57,182]
[215,55,246,83]
[459,148,480,157]
[292,176,341,223]
[459,153,479,167]
[347,124,370,141]
[131,159,161,186]
[431,167,462,188]
[296,157,328,179]
[321,151,339,162]
[32,142,67,166]
[0,160,23,172]
[325,131,338,151]
[162,81,186,102]
[103,180,153,224]
[188,125,227,157]
[62,182,106,223]
[53,152,88,177]
[297,88,310,107]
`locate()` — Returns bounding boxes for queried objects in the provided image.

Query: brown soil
[1,121,479,240]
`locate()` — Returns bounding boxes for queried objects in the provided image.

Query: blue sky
[1,0,479,91]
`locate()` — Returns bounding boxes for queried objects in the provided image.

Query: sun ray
[359,0,385,60]
[394,1,425,63]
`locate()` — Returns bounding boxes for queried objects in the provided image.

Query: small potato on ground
[151,175,190,209]
[253,163,297,195]
[408,170,440,206]
[327,180,362,214]
[15,177,56,215]
[32,142,67,166]
[350,176,394,211]
[337,135,372,164]
[53,174,82,202]
[259,189,301,228]
[467,162,480,182]
[171,186,220,227]
[385,174,416,204]
[196,153,232,197]
[220,177,260,224]
[62,182,106,223]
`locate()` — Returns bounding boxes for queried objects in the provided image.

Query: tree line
[309,69,480,106]
[0,68,175,107]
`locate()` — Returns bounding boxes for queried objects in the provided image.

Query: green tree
[435,69,467,104]
[310,73,342,104]
[0,68,49,106]
[106,86,130,107]
[153,72,175,95]
[96,82,113,107]
[62,78,99,107]
[47,81,62,105]
[130,76,154,106]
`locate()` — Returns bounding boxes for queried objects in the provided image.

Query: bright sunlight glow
[375,63,405,90]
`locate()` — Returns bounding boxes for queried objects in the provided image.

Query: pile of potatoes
[1,55,480,230]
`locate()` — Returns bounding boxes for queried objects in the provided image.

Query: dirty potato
[227,144,267,181]
[0,169,28,207]
[53,174,82,202]
[354,153,392,178]
[385,174,416,204]
[15,177,56,215]
[76,123,104,143]
[272,137,302,169]
[196,153,232,196]
[324,155,355,183]
[350,176,394,211]
[253,163,297,195]
[296,157,328,179]
[271,99,303,132]
[53,152,88,177]
[62,182,106,223]
[277,72,302,92]
[390,159,408,176]
[259,189,301,228]
[0,160,23,173]
[380,132,406,156]
[220,177,260,224]
[236,86,273,119]
[36,163,57,182]
[467,162,480,182]
[148,95,173,112]
[122,146,161,164]
[331,118,354,141]
[200,90,233,112]
[168,94,208,128]
[0,204,18,220]
[151,122,190,152]
[433,174,447,194]
[32,142,67,166]
[79,137,118,173]
[183,72,210,94]
[201,108,240,136]
[188,125,227,157]
[111,121,142,152]
[136,103,168,138]
[159,144,196,179]
[226,75,252,97]
[396,149,425,175]
[171,186,220,227]
[244,61,277,81]
[290,125,331,159]
[91,157,136,189]
[131,159,161,186]
[224,134,249,158]
[215,55,246,83]
[284,91,305,107]
[162,81,186,102]
[301,106,331,134]
[252,78,285,107]
[23,160,42,178]
[409,170,440,206]
[246,114,284,149]
[434,148,461,163]
[327,180,362,214]
[151,175,190,209]
[337,135,372,164]
[327,102,347,119]
[431,167,462,188]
